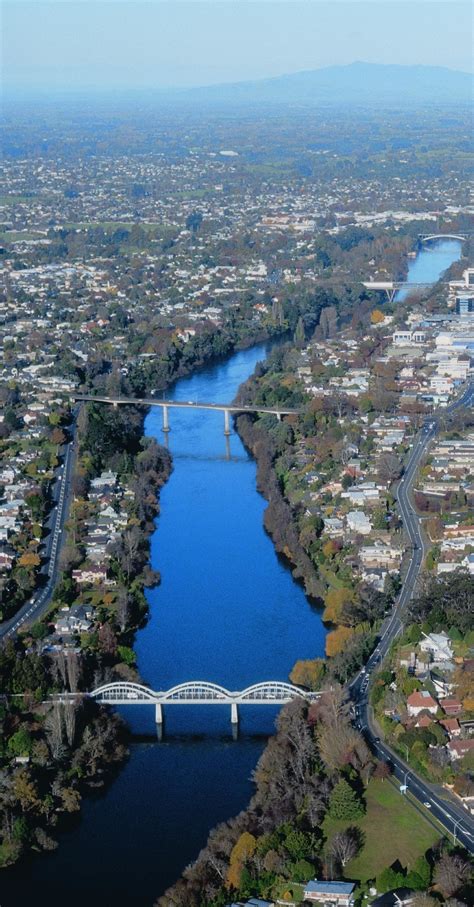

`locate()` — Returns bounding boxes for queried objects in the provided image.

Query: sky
[2,1,473,93]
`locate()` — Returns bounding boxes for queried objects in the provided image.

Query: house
[72,565,109,585]
[447,739,474,761]
[359,543,402,569]
[227,900,275,907]
[415,714,434,729]
[370,888,415,907]
[441,698,463,716]
[418,632,453,663]
[346,510,372,535]
[440,718,461,738]
[406,690,438,717]
[303,880,355,906]
[54,605,94,635]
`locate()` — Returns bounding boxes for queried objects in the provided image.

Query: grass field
[323,778,442,882]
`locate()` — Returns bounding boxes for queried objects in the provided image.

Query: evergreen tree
[294,316,305,345]
[328,778,365,820]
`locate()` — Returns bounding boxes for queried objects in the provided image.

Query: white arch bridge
[88,681,321,735]
[418,233,470,243]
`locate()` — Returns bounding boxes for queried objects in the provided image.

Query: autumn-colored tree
[13,769,41,813]
[371,309,385,324]
[325,626,354,657]
[18,551,41,569]
[323,587,354,624]
[322,538,340,560]
[290,658,326,691]
[226,832,256,889]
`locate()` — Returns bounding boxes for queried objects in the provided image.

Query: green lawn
[323,778,442,882]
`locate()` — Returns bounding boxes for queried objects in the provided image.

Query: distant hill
[178,63,473,106]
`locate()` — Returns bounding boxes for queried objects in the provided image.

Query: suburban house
[72,565,110,585]
[303,880,355,906]
[370,888,415,907]
[441,698,463,716]
[359,543,402,569]
[346,510,372,535]
[54,604,94,635]
[418,632,453,663]
[440,718,461,738]
[227,900,275,907]
[406,690,438,717]
[447,739,474,761]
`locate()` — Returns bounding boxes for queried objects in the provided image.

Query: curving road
[350,381,474,852]
[0,423,77,641]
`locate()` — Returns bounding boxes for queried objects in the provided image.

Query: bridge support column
[224,409,231,436]
[155,702,164,740]
[231,702,239,726]
[162,405,170,433]
[276,412,281,422]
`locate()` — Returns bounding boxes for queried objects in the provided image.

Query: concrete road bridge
[362,280,435,302]
[72,393,299,435]
[83,680,322,736]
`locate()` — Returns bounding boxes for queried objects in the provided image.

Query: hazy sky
[2,1,473,93]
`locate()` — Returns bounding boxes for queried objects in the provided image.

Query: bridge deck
[72,395,299,416]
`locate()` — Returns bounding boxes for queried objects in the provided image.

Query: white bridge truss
[90,680,320,707]
[419,233,467,243]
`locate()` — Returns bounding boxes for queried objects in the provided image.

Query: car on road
[423,801,432,809]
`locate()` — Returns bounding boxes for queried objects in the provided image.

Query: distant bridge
[72,394,299,435]
[362,280,435,303]
[85,680,321,736]
[418,233,470,244]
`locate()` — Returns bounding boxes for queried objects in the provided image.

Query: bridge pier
[224,409,231,436]
[155,701,164,740]
[162,405,170,433]
[231,702,239,727]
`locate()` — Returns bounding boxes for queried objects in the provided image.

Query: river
[2,238,462,906]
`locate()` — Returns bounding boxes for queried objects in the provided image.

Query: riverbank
[0,405,172,870]
[235,407,325,602]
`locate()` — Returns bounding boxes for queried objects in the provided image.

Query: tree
[378,453,403,484]
[227,832,256,889]
[323,588,354,624]
[374,760,392,782]
[406,854,432,890]
[7,729,33,758]
[326,627,354,657]
[433,851,471,898]
[289,658,326,691]
[328,779,364,820]
[329,827,361,868]
[18,552,41,569]
[377,866,407,893]
[294,317,305,345]
[371,309,385,324]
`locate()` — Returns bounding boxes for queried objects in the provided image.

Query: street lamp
[453,818,462,847]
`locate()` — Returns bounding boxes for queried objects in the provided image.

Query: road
[0,421,77,640]
[350,380,474,853]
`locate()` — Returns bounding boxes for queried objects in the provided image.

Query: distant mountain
[179,63,473,106]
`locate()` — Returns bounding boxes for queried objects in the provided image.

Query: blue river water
[1,239,462,906]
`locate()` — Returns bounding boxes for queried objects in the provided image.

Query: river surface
[2,239,462,906]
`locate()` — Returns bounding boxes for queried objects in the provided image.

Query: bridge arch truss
[90,679,320,706]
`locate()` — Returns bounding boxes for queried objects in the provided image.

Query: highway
[350,380,474,853]
[0,422,77,641]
